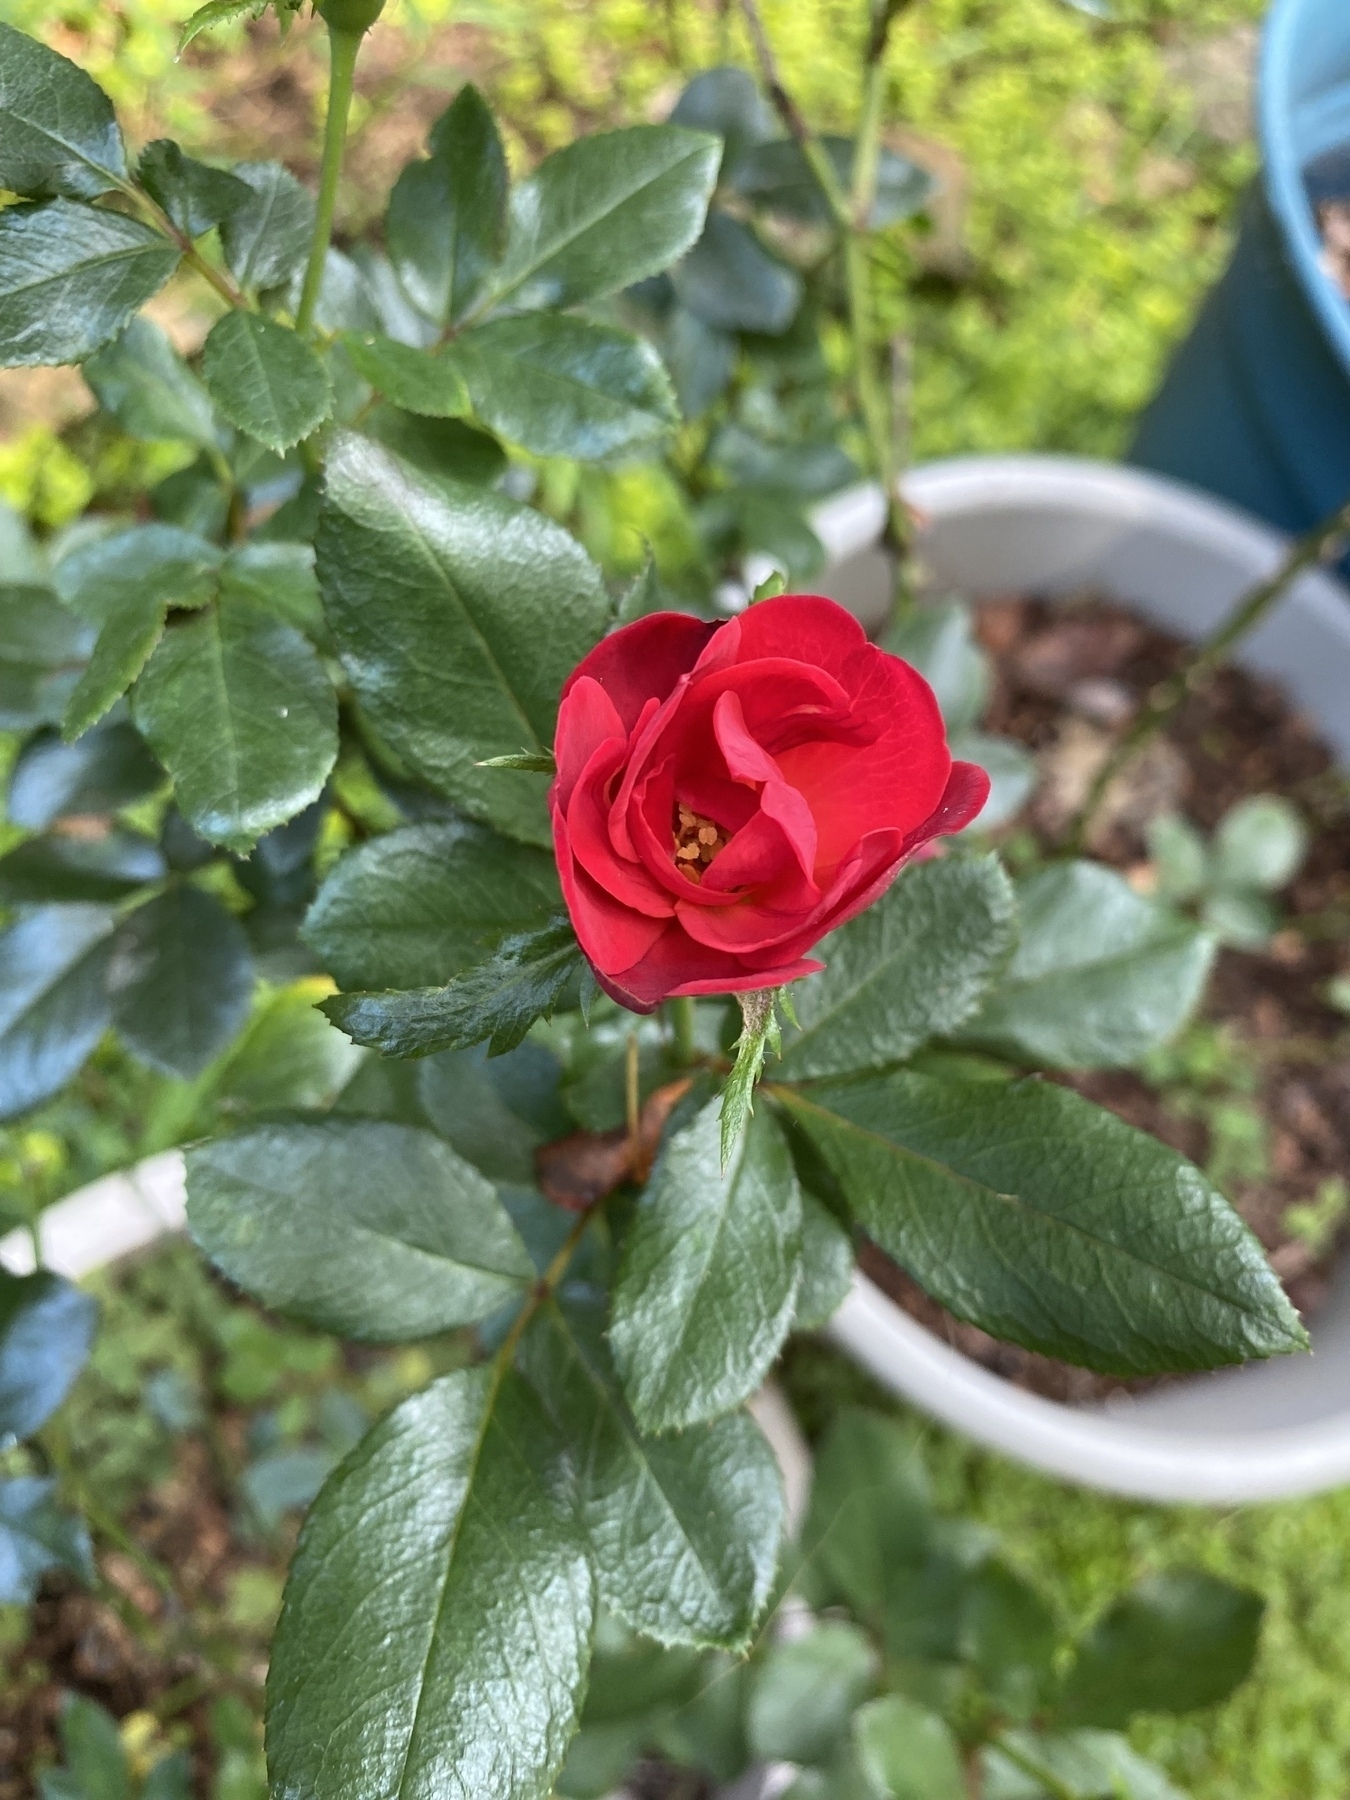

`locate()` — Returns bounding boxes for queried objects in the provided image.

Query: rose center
[672,803,730,884]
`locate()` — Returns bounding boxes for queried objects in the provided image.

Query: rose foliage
[0,14,1307,1800]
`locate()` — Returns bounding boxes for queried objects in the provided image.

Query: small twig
[118,177,251,312]
[297,25,364,337]
[625,1032,641,1160]
[1067,491,1350,853]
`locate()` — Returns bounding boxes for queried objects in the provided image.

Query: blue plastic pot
[1130,0,1350,535]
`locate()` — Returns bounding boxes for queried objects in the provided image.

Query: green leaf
[218,159,315,293]
[952,861,1215,1069]
[8,719,161,828]
[187,1119,532,1340]
[1058,1572,1263,1727]
[777,1072,1307,1376]
[1211,795,1308,893]
[386,83,507,325]
[1202,887,1278,951]
[961,1561,1057,1723]
[731,136,936,228]
[322,917,583,1060]
[51,1694,130,1800]
[0,1268,97,1440]
[132,599,337,852]
[611,1096,802,1432]
[417,1038,567,1184]
[136,138,251,239]
[317,432,608,844]
[0,826,164,904]
[991,1730,1187,1800]
[82,315,218,447]
[747,1622,877,1766]
[0,1477,94,1603]
[854,1695,965,1800]
[1146,811,1207,903]
[522,1294,783,1650]
[0,23,125,200]
[948,731,1036,834]
[720,990,782,1169]
[451,314,678,459]
[361,405,507,490]
[800,1408,932,1615]
[0,905,117,1121]
[267,1367,593,1800]
[178,0,264,51]
[57,526,222,740]
[669,66,776,176]
[0,587,93,730]
[672,212,801,334]
[202,311,332,453]
[0,199,178,368]
[486,124,720,314]
[340,331,469,417]
[303,820,560,992]
[793,1188,855,1330]
[109,885,253,1078]
[219,541,321,635]
[778,855,1016,1081]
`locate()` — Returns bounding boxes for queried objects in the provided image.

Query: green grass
[782,1337,1350,1800]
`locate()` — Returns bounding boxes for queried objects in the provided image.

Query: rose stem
[668,996,699,1067]
[740,0,915,562]
[1066,490,1350,854]
[296,23,364,337]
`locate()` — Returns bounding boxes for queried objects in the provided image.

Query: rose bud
[550,593,990,1012]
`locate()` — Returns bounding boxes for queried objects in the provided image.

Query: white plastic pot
[810,453,1350,1504]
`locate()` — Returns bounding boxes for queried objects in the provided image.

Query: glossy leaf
[360,405,507,490]
[778,1072,1307,1376]
[219,159,314,293]
[611,1097,802,1432]
[109,885,253,1078]
[0,587,93,730]
[340,331,469,417]
[304,820,560,992]
[778,855,1016,1080]
[136,137,251,239]
[0,1477,95,1604]
[854,1695,965,1800]
[486,124,720,314]
[0,23,125,200]
[523,1294,783,1649]
[747,1623,877,1766]
[267,1368,593,1800]
[953,861,1215,1069]
[82,315,218,447]
[793,1188,854,1330]
[386,83,507,324]
[58,527,222,740]
[188,1119,532,1339]
[0,827,164,903]
[452,314,679,459]
[672,212,800,334]
[417,1038,568,1183]
[0,905,117,1120]
[324,917,584,1060]
[669,66,776,175]
[0,1268,97,1440]
[133,599,337,852]
[990,1730,1187,1800]
[1058,1572,1263,1727]
[202,310,332,452]
[8,720,161,827]
[219,541,321,635]
[0,199,178,367]
[317,432,608,843]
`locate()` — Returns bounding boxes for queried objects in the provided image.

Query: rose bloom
[549,594,989,1012]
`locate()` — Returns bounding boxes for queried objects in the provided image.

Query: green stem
[119,177,251,312]
[668,996,698,1067]
[1067,491,1350,852]
[296,24,363,337]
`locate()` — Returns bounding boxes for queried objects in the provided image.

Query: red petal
[561,612,717,733]
[553,676,624,810]
[900,759,991,853]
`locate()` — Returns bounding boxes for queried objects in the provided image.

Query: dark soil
[871,595,1350,1405]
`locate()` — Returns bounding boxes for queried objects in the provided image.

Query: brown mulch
[869,596,1350,1404]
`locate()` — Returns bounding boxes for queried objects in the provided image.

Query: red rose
[550,594,989,1012]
